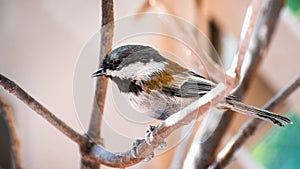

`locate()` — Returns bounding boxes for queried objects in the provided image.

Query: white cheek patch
[107,61,167,80]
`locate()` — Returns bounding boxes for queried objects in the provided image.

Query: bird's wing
[161,71,216,98]
[135,60,216,98]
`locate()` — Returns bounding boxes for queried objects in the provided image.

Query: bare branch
[84,0,114,168]
[85,83,226,168]
[0,74,87,145]
[1,1,226,168]
[87,0,114,144]
[135,0,234,84]
[1,2,114,169]
[190,0,285,168]
[0,74,224,169]
[264,74,300,110]
[210,73,300,169]
[0,0,287,168]
[0,96,23,169]
[81,158,102,169]
[171,0,261,167]
[232,0,262,81]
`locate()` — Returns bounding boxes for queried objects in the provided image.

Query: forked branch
[189,0,285,168]
[0,72,228,168]
[210,74,300,169]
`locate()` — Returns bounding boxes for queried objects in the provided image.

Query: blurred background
[1,0,300,169]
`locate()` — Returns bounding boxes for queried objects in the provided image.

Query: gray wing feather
[162,71,216,98]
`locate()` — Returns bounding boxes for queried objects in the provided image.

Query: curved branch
[0,65,228,169]
[210,74,300,169]
[85,83,226,168]
[0,1,226,168]
[1,0,286,168]
[189,0,285,168]
[0,74,87,145]
[0,96,23,169]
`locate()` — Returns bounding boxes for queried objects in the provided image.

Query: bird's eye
[112,59,120,63]
[106,59,122,70]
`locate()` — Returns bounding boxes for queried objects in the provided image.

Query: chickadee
[92,45,291,127]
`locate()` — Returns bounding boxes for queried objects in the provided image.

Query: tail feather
[224,99,292,127]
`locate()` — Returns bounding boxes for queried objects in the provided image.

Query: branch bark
[0,0,287,168]
[0,73,224,168]
[87,0,114,145]
[84,0,114,168]
[1,1,114,169]
[189,0,285,168]
[233,0,262,81]
[0,71,238,168]
[210,74,300,169]
[1,1,225,168]
[87,83,226,168]
[0,96,23,169]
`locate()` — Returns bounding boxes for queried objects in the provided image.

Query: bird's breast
[128,91,196,119]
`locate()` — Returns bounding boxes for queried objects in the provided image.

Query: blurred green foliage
[252,112,300,169]
[287,0,300,16]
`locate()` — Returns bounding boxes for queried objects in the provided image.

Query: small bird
[92,44,291,127]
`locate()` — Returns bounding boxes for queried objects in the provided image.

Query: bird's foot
[131,139,144,158]
[145,125,156,145]
[131,138,155,161]
[131,125,168,161]
[145,125,167,149]
[143,152,155,162]
[156,140,167,150]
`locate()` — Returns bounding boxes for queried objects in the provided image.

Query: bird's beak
[91,68,106,77]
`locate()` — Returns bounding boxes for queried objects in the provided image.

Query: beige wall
[1,0,299,169]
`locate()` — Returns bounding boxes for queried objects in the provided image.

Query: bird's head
[91,44,168,93]
[91,45,166,78]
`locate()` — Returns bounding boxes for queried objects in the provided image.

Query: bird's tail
[223,99,292,127]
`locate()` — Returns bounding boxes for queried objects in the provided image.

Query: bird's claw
[156,140,167,150]
[143,152,154,162]
[145,125,168,150]
[145,125,156,145]
[131,138,155,161]
[131,125,168,161]
[131,139,144,158]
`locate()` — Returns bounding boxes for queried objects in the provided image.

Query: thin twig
[136,0,234,84]
[87,0,114,145]
[0,74,87,145]
[189,0,284,168]
[83,0,114,168]
[233,0,262,81]
[264,75,300,110]
[167,0,262,165]
[0,96,23,169]
[210,73,300,169]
